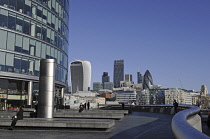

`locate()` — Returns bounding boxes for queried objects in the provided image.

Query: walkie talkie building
[0,0,69,109]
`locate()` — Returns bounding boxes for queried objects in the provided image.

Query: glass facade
[0,0,69,109]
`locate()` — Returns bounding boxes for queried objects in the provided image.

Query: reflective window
[46,45,50,58]
[8,12,16,30]
[7,32,15,51]
[42,26,47,41]
[0,0,8,6]
[0,51,6,71]
[0,29,7,49]
[14,54,21,73]
[34,59,39,76]
[35,41,41,57]
[29,39,35,56]
[24,0,31,16]
[22,37,29,54]
[41,43,46,58]
[16,15,23,32]
[23,17,30,35]
[6,53,14,72]
[17,0,24,13]
[8,0,16,10]
[0,8,8,28]
[21,56,29,74]
[28,58,34,75]
[37,5,42,21]
[36,24,42,39]
[15,34,22,53]
[31,3,37,19]
[31,21,36,37]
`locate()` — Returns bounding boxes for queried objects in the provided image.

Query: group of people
[79,102,90,113]
[9,106,23,130]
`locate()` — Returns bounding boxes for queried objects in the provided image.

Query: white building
[115,88,137,103]
[70,60,91,93]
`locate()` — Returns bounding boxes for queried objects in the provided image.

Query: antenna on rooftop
[179,79,183,89]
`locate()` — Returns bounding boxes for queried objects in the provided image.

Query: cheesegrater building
[0,0,69,110]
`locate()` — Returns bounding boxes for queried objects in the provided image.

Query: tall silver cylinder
[37,59,56,118]
[61,88,64,105]
[27,81,33,106]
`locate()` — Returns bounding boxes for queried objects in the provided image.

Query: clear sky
[69,0,210,92]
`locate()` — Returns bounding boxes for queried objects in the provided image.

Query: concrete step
[57,109,129,115]
[0,118,115,129]
[54,112,124,119]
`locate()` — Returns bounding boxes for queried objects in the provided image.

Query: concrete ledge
[0,118,115,129]
[57,109,129,115]
[54,112,124,119]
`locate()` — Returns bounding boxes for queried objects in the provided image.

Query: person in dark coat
[87,102,90,110]
[173,100,178,114]
[9,106,23,130]
[84,103,86,110]
[17,106,23,120]
[122,103,125,109]
[79,103,84,113]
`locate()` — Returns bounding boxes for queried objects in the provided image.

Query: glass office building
[0,0,69,110]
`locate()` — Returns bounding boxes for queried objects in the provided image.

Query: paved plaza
[0,112,175,139]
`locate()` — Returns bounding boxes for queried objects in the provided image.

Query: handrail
[171,105,209,139]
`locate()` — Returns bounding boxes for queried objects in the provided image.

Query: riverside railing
[102,104,209,139]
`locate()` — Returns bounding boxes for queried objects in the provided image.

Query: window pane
[50,47,54,59]
[30,39,35,55]
[0,8,8,28]
[23,37,29,54]
[31,21,36,37]
[14,54,21,73]
[0,51,6,71]
[6,53,14,72]
[24,0,31,16]
[16,15,23,32]
[35,41,41,57]
[7,32,15,51]
[15,34,22,52]
[28,58,34,75]
[23,17,30,35]
[46,45,50,58]
[21,57,29,74]
[8,12,16,30]
[41,43,46,58]
[0,29,7,49]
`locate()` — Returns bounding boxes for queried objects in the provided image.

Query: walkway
[0,112,175,139]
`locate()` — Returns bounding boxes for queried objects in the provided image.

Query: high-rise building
[93,82,102,92]
[70,60,91,93]
[102,72,110,83]
[0,0,69,109]
[137,72,143,84]
[113,60,124,88]
[125,74,132,82]
[143,70,153,90]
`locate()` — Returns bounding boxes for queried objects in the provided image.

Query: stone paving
[0,112,175,139]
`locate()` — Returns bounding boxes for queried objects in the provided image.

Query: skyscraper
[113,60,124,88]
[125,74,132,82]
[102,72,110,89]
[137,72,143,84]
[70,60,91,93]
[143,70,153,90]
[0,0,69,109]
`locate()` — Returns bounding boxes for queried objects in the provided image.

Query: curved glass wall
[0,0,69,109]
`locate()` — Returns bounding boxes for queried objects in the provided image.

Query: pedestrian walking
[173,100,178,114]
[87,102,90,110]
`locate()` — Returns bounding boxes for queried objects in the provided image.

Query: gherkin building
[143,70,153,90]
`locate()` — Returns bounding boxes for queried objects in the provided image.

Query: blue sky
[69,0,210,92]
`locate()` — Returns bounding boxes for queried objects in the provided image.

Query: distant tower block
[70,60,91,93]
[113,60,124,88]
[37,59,56,118]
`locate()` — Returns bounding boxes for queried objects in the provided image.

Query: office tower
[143,70,153,90]
[113,60,124,88]
[0,0,69,109]
[102,72,110,89]
[102,72,110,83]
[125,74,132,82]
[103,82,114,90]
[93,82,102,92]
[70,60,91,93]
[137,72,143,84]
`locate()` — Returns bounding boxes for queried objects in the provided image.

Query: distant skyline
[69,0,210,92]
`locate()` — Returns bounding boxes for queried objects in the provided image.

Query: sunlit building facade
[143,70,153,90]
[70,60,91,93]
[0,0,69,110]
